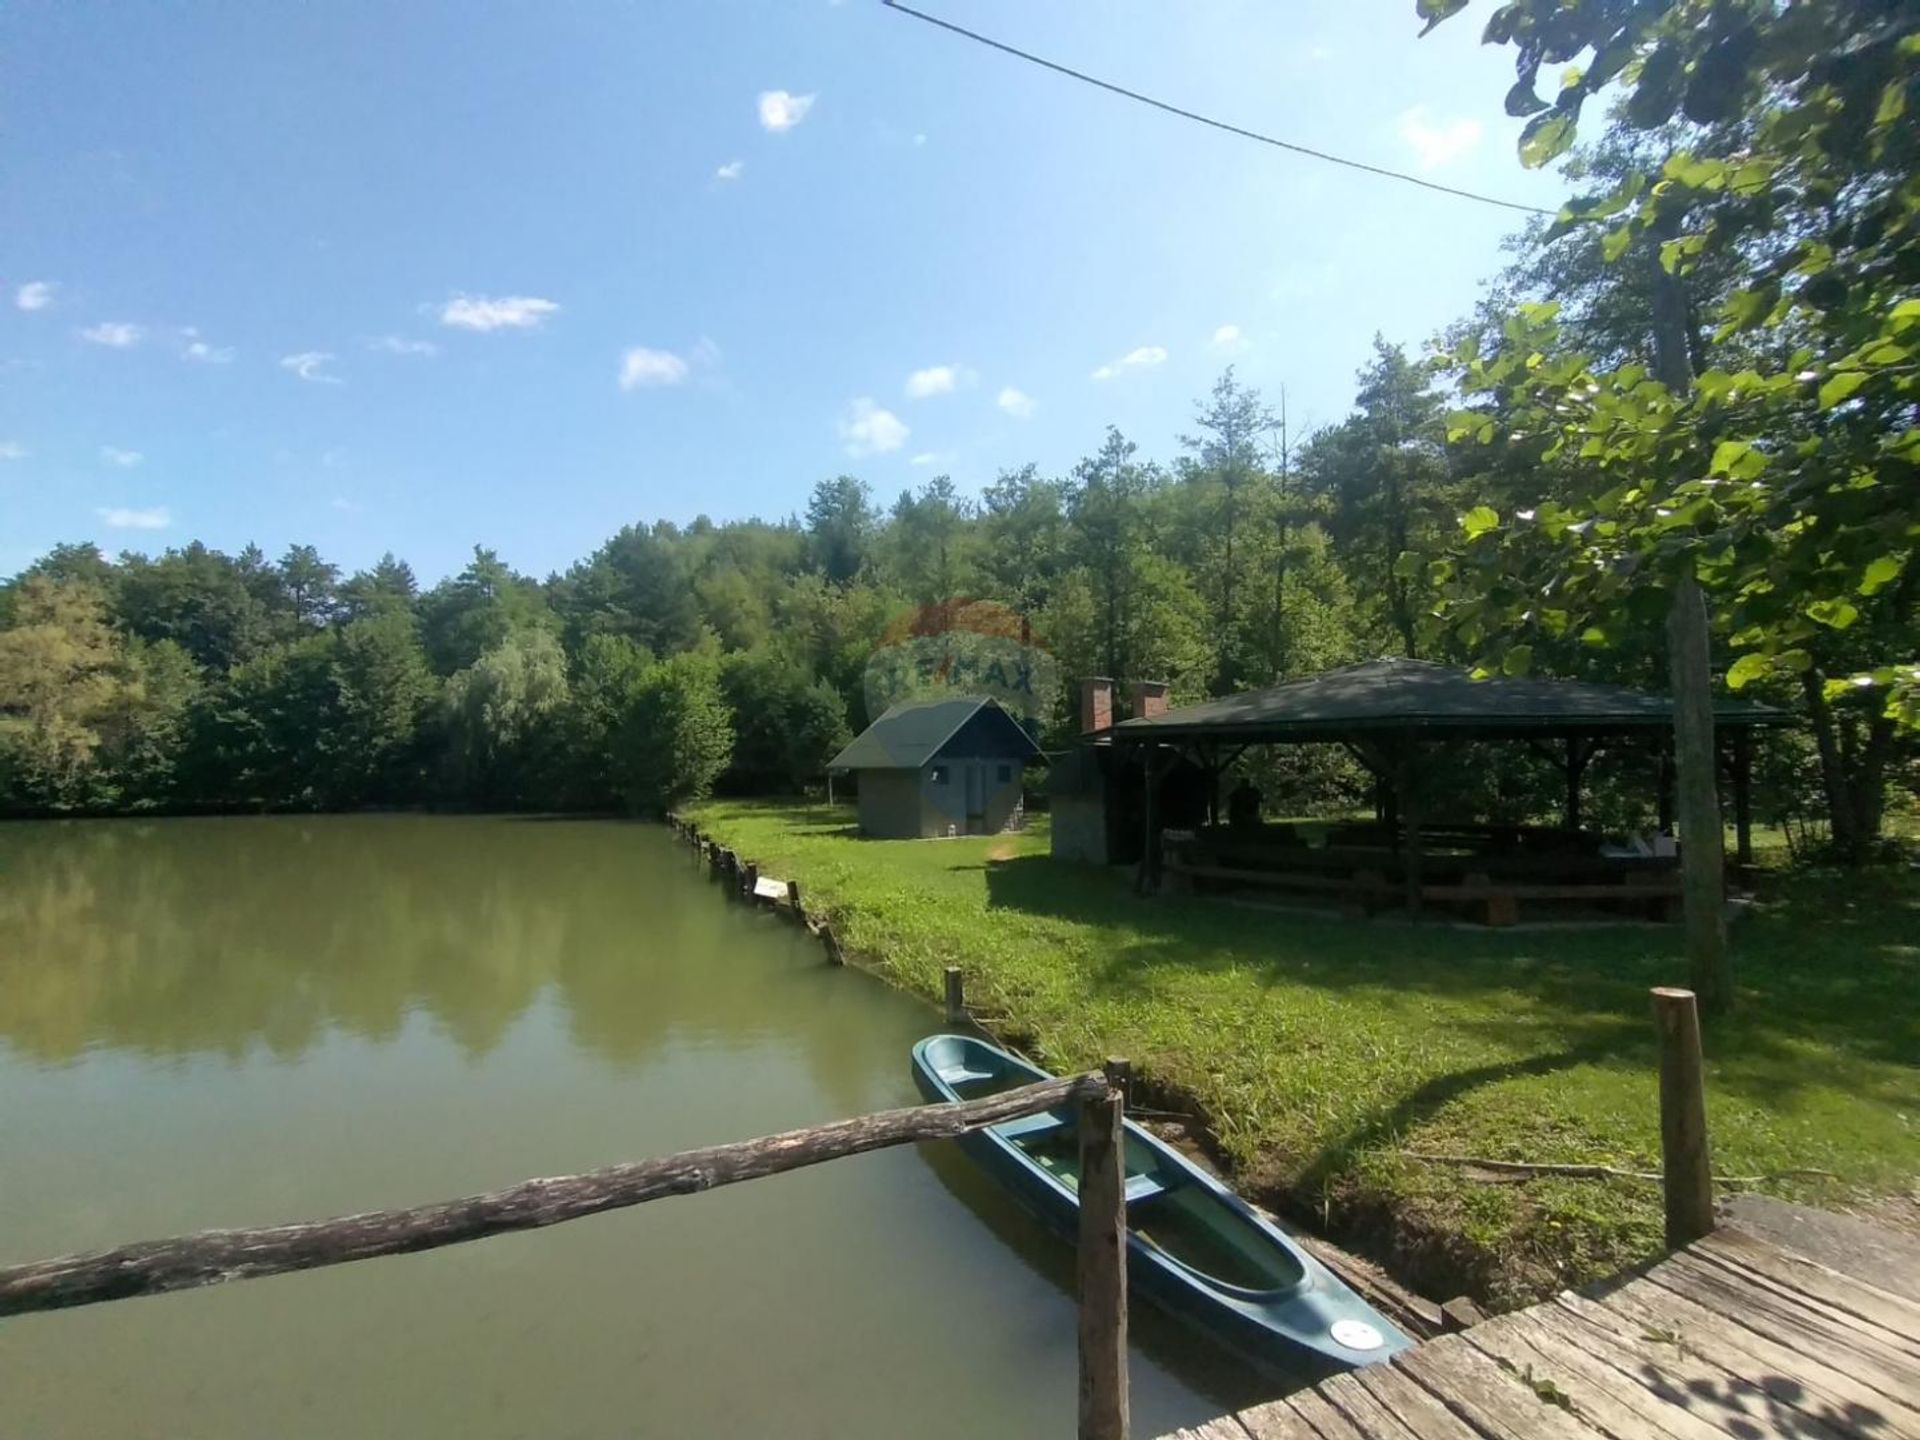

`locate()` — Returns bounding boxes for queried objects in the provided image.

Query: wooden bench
[1163,857,1681,926]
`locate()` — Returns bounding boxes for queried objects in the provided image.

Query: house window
[930,765,949,785]
[996,764,1012,783]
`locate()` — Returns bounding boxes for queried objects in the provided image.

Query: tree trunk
[1802,670,1859,856]
[1669,575,1729,1009]
[1649,218,1729,1014]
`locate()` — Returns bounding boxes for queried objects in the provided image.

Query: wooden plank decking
[1161,1221,1920,1440]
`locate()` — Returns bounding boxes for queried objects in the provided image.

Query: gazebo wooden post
[1564,737,1590,834]
[1730,728,1754,869]
[1395,736,1422,915]
[1656,739,1676,835]
[1136,744,1161,895]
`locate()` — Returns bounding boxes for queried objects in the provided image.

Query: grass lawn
[686,799,1920,1308]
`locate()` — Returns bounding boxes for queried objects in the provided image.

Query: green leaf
[1504,78,1548,117]
[1807,597,1860,630]
[1819,371,1868,408]
[1600,225,1634,263]
[1890,298,1920,333]
[1416,0,1468,35]
[1502,645,1533,677]
[1724,653,1771,690]
[1777,649,1813,674]
[1518,110,1577,169]
[1461,505,1501,539]
[1860,554,1905,596]
[1876,79,1907,127]
[1709,439,1766,479]
[1392,551,1424,580]
[1626,45,1685,129]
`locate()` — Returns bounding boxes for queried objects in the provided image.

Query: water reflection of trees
[0,817,886,1073]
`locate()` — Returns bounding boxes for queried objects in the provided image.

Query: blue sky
[1,2,1569,583]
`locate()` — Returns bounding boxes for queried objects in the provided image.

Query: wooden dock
[1163,1219,1920,1440]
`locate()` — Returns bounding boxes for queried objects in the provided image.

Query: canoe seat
[937,1066,997,1087]
[1124,1173,1168,1205]
[995,1112,1066,1140]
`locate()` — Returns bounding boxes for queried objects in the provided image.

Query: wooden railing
[0,1072,1136,1440]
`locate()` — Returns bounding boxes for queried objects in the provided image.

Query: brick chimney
[1080,677,1114,734]
[1131,680,1170,720]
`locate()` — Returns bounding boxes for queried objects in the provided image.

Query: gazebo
[1094,658,1790,925]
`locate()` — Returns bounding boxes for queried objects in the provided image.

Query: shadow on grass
[1298,1031,1641,1189]
[979,852,1920,1117]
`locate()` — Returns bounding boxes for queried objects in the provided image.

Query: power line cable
[879,0,1557,218]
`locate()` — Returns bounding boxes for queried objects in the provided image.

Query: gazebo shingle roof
[1104,658,1788,744]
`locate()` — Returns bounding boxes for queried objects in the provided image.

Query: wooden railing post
[1653,986,1713,1248]
[1077,1084,1129,1440]
[1103,1057,1131,1113]
[944,967,966,1025]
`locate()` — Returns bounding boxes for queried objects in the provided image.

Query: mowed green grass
[686,800,1920,1307]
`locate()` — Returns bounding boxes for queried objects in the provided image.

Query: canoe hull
[912,1034,1410,1377]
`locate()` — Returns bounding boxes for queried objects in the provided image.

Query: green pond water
[0,815,1274,1438]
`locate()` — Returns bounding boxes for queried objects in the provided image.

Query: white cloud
[1398,106,1483,171]
[619,346,691,389]
[909,451,955,467]
[16,281,57,312]
[1211,323,1249,355]
[715,159,744,181]
[367,334,438,357]
[330,496,364,513]
[905,363,975,399]
[96,505,170,530]
[182,338,236,363]
[839,397,909,457]
[100,446,143,468]
[81,321,142,348]
[758,90,816,132]
[438,294,559,332]
[0,441,26,461]
[280,351,342,384]
[996,386,1036,419]
[1091,345,1168,381]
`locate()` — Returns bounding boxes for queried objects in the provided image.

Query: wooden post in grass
[1103,1057,1132,1113]
[944,967,966,1026]
[1078,1083,1129,1440]
[1653,986,1714,1249]
[787,878,802,915]
[743,862,759,900]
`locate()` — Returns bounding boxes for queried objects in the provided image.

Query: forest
[3,0,1915,858]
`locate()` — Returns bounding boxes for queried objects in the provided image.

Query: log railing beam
[0,1073,1109,1319]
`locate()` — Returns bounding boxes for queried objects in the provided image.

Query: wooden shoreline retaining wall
[669,811,848,966]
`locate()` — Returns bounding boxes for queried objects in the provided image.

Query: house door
[964,761,987,834]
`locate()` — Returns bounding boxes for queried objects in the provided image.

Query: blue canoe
[912,1033,1410,1376]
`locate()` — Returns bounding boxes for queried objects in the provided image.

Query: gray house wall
[852,759,1026,838]
[855,769,927,839]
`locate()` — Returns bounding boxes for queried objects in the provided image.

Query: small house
[828,695,1042,839]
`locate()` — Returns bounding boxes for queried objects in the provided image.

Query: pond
[0,815,1273,1438]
